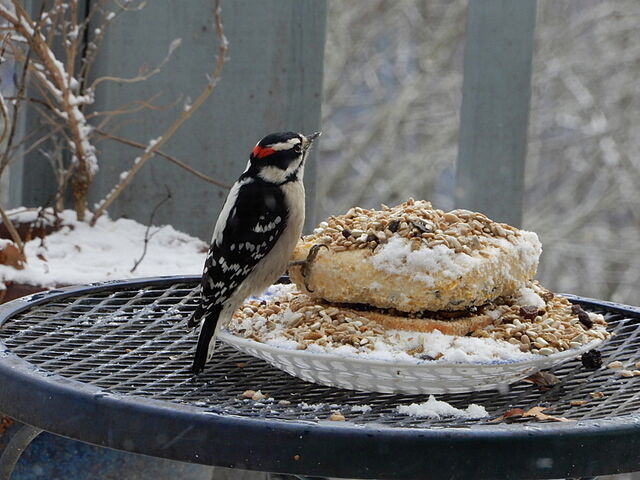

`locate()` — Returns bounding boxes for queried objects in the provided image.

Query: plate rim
[218,328,603,371]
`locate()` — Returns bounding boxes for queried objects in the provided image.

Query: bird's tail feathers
[187,303,206,328]
[192,304,223,375]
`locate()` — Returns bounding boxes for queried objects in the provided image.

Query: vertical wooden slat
[455,0,537,227]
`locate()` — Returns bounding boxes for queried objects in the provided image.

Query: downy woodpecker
[190,131,320,374]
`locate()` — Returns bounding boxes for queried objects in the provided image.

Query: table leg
[0,424,43,480]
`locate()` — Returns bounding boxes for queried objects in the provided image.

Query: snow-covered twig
[0,0,98,221]
[90,0,229,225]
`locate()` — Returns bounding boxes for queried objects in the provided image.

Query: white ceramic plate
[218,329,602,394]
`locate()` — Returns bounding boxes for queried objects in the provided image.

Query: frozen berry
[578,311,593,329]
[581,350,602,370]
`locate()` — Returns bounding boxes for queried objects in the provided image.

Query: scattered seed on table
[328,411,346,421]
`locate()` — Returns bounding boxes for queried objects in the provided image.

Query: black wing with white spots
[199,179,288,307]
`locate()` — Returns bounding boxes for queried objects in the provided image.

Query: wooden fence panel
[455,0,537,226]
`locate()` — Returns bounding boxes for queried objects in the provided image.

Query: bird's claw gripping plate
[288,244,329,293]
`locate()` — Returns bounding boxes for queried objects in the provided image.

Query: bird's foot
[288,244,329,292]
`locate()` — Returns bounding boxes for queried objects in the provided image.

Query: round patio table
[0,276,639,480]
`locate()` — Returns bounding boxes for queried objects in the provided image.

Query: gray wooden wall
[455,0,536,227]
[16,0,326,240]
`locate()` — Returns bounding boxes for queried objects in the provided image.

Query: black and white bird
[190,131,320,374]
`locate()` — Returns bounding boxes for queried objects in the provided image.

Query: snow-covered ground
[0,209,207,290]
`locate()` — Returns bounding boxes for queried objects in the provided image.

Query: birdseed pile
[227,282,609,363]
[306,198,526,255]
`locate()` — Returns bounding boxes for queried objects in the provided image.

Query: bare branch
[0,91,9,146]
[113,1,147,12]
[91,94,175,129]
[130,186,172,273]
[93,128,231,189]
[0,34,32,177]
[90,37,182,90]
[0,203,25,255]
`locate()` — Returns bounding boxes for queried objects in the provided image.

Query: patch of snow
[299,402,326,411]
[516,286,545,308]
[396,395,488,419]
[370,237,480,287]
[368,231,541,288]
[68,25,79,40]
[0,209,207,287]
[168,38,182,53]
[350,404,372,413]
[6,208,53,224]
[146,137,162,151]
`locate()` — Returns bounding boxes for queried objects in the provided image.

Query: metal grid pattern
[1,278,639,428]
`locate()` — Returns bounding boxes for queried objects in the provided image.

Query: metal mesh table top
[1,276,640,479]
[1,276,639,427]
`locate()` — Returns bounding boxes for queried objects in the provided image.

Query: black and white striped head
[247,131,320,184]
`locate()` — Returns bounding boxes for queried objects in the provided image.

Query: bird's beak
[306,131,321,147]
[307,131,321,142]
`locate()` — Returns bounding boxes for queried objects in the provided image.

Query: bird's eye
[293,145,302,153]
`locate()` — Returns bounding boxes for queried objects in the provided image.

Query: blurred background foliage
[319,0,640,306]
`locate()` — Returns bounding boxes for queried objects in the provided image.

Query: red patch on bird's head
[251,145,275,159]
